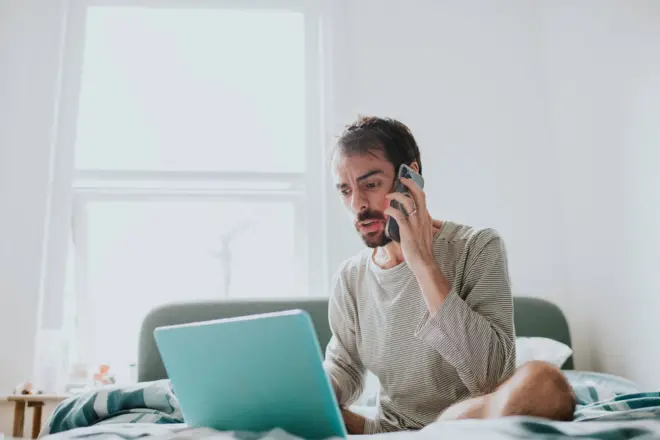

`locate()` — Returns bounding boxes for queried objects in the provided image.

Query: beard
[355,209,392,248]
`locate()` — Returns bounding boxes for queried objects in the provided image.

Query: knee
[494,361,576,421]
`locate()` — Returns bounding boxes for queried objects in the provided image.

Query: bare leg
[438,361,576,422]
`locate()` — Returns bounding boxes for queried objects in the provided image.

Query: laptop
[153,309,347,439]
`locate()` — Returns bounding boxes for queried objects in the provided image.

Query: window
[49,0,327,375]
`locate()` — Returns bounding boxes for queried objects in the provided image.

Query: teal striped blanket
[41,372,660,439]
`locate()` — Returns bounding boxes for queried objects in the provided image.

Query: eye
[365,181,379,189]
[340,188,351,196]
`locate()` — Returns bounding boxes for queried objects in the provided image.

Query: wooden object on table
[7,394,69,439]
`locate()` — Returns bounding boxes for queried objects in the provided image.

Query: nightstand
[7,395,69,438]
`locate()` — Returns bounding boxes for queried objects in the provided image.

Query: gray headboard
[138,296,573,382]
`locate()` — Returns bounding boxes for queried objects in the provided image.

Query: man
[323,116,575,434]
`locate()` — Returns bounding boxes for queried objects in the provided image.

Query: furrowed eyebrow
[357,170,384,182]
[336,169,384,190]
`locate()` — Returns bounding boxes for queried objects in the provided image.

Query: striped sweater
[323,220,516,433]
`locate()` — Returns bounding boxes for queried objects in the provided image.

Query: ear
[410,162,420,174]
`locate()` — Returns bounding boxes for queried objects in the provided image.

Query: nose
[350,188,368,214]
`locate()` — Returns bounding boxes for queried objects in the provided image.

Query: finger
[385,192,415,215]
[386,193,421,230]
[400,177,426,212]
[385,206,412,235]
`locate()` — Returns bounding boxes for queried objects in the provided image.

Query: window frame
[41,0,329,370]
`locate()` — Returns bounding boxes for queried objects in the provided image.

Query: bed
[39,297,660,440]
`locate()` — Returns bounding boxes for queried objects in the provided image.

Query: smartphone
[385,164,425,242]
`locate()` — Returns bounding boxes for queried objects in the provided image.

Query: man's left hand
[385,177,436,274]
[341,408,367,434]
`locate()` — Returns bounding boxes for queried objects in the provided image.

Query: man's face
[332,150,396,248]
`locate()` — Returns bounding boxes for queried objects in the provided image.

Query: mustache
[356,209,386,223]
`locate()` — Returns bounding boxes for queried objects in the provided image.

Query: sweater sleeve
[414,229,516,395]
[323,264,366,407]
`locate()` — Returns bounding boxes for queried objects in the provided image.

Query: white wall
[0,0,67,399]
[538,0,660,387]
[0,0,68,434]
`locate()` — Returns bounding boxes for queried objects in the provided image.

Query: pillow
[515,336,572,368]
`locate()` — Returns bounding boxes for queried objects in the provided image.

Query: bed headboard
[138,296,573,382]
[512,296,573,369]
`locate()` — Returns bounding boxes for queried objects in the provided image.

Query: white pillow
[515,337,572,368]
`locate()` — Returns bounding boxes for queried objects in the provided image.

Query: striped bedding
[40,372,660,439]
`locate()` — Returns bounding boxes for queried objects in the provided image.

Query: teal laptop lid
[154,309,347,439]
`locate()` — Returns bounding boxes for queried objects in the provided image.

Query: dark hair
[335,116,423,175]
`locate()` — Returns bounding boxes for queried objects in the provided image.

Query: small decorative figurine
[93,364,116,386]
